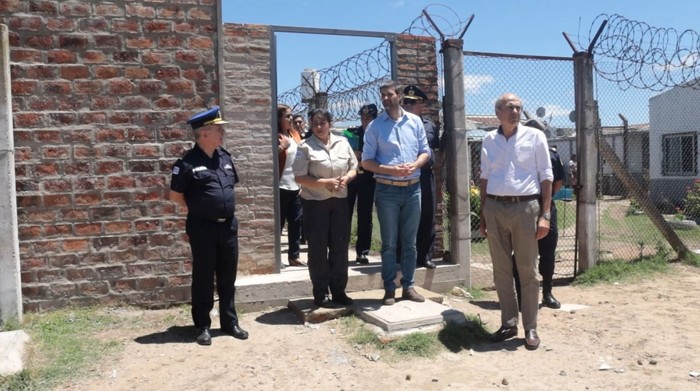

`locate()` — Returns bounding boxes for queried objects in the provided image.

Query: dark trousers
[347,172,375,257]
[186,216,239,329]
[514,203,559,302]
[303,198,350,301]
[280,188,302,259]
[416,166,436,265]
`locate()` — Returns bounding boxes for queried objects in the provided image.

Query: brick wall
[1,0,222,311]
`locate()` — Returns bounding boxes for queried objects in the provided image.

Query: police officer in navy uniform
[343,104,377,264]
[513,118,565,309]
[402,85,438,269]
[169,106,249,346]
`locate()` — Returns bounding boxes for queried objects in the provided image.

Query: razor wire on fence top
[276,4,466,122]
[584,13,700,91]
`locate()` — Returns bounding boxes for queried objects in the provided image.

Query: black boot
[541,283,561,309]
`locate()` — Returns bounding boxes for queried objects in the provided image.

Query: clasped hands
[323,175,350,192]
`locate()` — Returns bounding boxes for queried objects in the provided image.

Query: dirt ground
[64,263,700,391]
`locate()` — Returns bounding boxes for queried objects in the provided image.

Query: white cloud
[464,74,494,94]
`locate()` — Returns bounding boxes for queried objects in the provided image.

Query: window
[662,132,697,176]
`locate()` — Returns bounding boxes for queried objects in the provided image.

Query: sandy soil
[64,263,700,391]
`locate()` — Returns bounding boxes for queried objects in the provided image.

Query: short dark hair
[308,108,333,124]
[379,80,402,95]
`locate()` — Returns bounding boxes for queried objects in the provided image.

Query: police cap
[358,103,378,118]
[187,106,228,130]
[402,85,428,101]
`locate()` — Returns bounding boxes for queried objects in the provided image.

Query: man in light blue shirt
[362,81,431,305]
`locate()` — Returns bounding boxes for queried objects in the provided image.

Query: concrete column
[442,39,471,286]
[0,24,23,324]
[573,52,598,272]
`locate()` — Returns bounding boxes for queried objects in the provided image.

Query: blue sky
[223,1,700,126]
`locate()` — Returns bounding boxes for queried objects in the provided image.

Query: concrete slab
[287,287,466,335]
[0,330,29,376]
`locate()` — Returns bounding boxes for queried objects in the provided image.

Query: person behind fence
[293,109,358,308]
[512,118,565,310]
[479,93,553,350]
[362,81,431,306]
[169,106,249,346]
[277,105,305,267]
[401,85,439,269]
[343,103,378,265]
[568,153,578,193]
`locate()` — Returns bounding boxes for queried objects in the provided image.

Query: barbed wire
[585,13,700,91]
[277,4,465,123]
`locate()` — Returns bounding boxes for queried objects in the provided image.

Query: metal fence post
[573,51,598,271]
[0,24,23,324]
[442,39,471,286]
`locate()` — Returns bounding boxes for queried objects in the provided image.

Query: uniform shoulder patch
[172,166,180,175]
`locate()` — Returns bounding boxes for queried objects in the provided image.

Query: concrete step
[0,330,29,376]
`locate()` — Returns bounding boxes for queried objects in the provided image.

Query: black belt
[486,194,539,203]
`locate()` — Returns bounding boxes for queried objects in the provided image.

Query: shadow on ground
[134,325,194,344]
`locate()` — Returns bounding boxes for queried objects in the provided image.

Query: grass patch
[573,251,671,286]
[339,313,490,360]
[0,307,128,391]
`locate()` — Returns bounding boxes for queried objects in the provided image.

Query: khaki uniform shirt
[293,133,358,201]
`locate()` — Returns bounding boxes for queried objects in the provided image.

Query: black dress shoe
[418,260,437,269]
[490,325,518,343]
[314,296,334,308]
[525,329,540,350]
[331,294,354,306]
[356,255,369,264]
[542,293,561,309]
[196,327,211,346]
[222,325,249,340]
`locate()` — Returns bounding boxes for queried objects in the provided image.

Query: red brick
[127,128,155,141]
[137,277,164,290]
[107,78,135,94]
[109,112,136,124]
[79,18,110,33]
[159,127,188,141]
[102,192,132,205]
[142,52,168,65]
[112,279,136,292]
[74,177,105,191]
[60,65,89,79]
[78,281,110,295]
[144,20,171,33]
[43,179,71,192]
[124,66,150,79]
[36,269,64,283]
[96,161,123,174]
[12,80,38,95]
[75,80,103,94]
[65,162,92,175]
[75,223,102,236]
[9,15,43,31]
[19,225,43,240]
[105,221,131,234]
[94,35,121,48]
[33,130,61,142]
[182,68,206,81]
[96,128,126,142]
[62,208,89,220]
[188,7,212,20]
[94,66,120,78]
[126,37,154,49]
[127,235,148,246]
[35,163,58,176]
[22,257,46,269]
[59,34,89,49]
[166,79,194,95]
[15,148,33,162]
[123,96,150,109]
[138,176,166,188]
[74,193,101,206]
[63,238,89,252]
[47,49,76,64]
[154,67,180,80]
[96,265,125,279]
[44,194,71,207]
[16,178,39,191]
[11,49,42,62]
[154,95,178,109]
[41,146,70,159]
[188,36,213,49]
[65,268,96,281]
[59,1,89,16]
[20,210,59,223]
[159,6,186,19]
[43,80,72,94]
[78,113,106,125]
[0,0,25,12]
[138,80,164,94]
[157,36,183,48]
[49,254,80,268]
[128,160,156,173]
[34,240,61,254]
[46,18,75,31]
[107,176,136,189]
[133,145,160,157]
[112,20,140,33]
[174,22,196,34]
[126,263,153,275]
[26,65,57,79]
[93,3,123,17]
[28,96,57,111]
[47,112,77,126]
[96,144,128,158]
[113,51,139,63]
[81,51,106,63]
[25,35,55,49]
[126,4,155,18]
[91,97,119,110]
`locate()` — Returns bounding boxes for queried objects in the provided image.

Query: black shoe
[314,296,334,308]
[331,294,354,306]
[525,329,540,350]
[418,260,437,269]
[490,325,518,343]
[542,293,561,309]
[356,255,369,264]
[196,327,211,346]
[222,325,249,340]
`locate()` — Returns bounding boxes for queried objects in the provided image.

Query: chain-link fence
[463,52,577,279]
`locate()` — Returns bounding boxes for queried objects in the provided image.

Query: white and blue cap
[187,106,228,130]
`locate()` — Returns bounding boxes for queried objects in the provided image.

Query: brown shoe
[525,329,540,350]
[401,287,425,302]
[288,258,307,267]
[382,290,396,306]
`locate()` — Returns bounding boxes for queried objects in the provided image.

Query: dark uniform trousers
[303,197,350,301]
[416,165,436,265]
[279,188,303,259]
[187,216,239,329]
[347,171,375,258]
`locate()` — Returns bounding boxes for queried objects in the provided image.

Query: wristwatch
[542,212,551,221]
